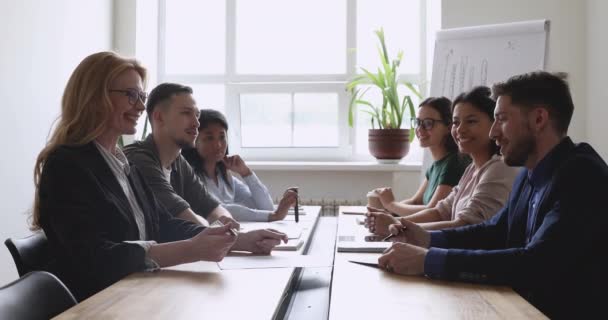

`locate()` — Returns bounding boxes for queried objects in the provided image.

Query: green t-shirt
[423,152,471,205]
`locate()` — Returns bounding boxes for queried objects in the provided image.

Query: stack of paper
[337,241,392,253]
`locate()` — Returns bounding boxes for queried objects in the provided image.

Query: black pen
[294,187,299,223]
[381,225,405,241]
[211,220,238,236]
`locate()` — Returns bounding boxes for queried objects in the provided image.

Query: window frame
[157,0,428,161]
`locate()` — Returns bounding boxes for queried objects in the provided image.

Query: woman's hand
[365,208,398,236]
[269,188,298,221]
[223,155,252,177]
[375,187,396,210]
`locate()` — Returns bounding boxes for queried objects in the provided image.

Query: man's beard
[503,129,536,167]
[174,137,195,150]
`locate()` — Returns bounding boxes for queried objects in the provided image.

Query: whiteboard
[422,20,550,175]
[430,19,550,99]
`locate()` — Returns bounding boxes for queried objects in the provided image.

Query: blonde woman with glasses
[32,52,287,301]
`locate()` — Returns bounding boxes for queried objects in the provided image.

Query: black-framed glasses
[109,89,148,106]
[411,118,446,130]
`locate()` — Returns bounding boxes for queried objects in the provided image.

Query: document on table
[240,222,303,239]
[218,255,332,270]
[337,240,392,253]
[273,238,304,251]
[341,206,368,215]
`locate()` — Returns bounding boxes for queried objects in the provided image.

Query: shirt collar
[94,140,130,175]
[527,137,573,188]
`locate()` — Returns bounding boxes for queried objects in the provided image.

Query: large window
[159,0,429,161]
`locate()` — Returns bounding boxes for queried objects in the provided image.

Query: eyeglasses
[109,89,148,106]
[411,118,446,130]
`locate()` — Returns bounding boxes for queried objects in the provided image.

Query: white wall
[255,169,420,205]
[586,0,608,160]
[0,0,112,285]
[441,0,588,143]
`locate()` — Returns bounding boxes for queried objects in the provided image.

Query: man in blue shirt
[378,71,608,318]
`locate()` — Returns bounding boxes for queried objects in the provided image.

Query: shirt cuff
[241,171,260,184]
[429,231,449,248]
[124,240,160,272]
[424,247,448,279]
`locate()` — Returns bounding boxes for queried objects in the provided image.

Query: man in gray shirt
[124,83,290,253]
[124,83,233,227]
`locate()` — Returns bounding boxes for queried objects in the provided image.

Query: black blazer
[38,142,203,301]
[432,138,608,318]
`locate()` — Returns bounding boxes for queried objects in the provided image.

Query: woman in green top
[370,97,470,216]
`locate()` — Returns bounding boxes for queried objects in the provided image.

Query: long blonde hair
[31,51,147,230]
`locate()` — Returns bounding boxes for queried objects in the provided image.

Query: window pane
[293,93,339,147]
[165,0,225,74]
[236,0,346,74]
[240,94,291,147]
[357,0,421,74]
[189,84,226,114]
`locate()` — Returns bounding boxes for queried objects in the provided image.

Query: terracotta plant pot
[368,129,410,161]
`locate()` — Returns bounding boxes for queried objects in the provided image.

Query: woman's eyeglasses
[109,89,148,106]
[411,118,446,130]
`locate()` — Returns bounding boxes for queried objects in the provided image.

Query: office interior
[0,0,606,295]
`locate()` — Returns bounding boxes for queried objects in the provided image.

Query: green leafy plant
[346,28,422,142]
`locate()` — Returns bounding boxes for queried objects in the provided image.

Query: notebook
[273,238,305,251]
[240,222,303,240]
[341,206,367,215]
[337,235,392,253]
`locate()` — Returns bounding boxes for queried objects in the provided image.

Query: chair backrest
[0,271,77,320]
[4,233,54,277]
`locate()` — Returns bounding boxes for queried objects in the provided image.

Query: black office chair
[0,271,77,320]
[4,233,54,277]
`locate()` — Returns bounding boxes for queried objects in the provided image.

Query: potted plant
[346,28,422,162]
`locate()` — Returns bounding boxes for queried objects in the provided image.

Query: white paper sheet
[337,241,392,253]
[240,222,303,239]
[341,206,367,215]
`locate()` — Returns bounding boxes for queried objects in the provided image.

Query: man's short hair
[146,83,193,116]
[491,71,573,135]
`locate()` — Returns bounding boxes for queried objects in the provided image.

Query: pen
[381,225,405,242]
[293,187,299,223]
[211,220,239,236]
[228,227,239,236]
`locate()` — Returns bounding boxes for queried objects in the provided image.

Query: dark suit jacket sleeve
[39,149,147,293]
[431,155,607,287]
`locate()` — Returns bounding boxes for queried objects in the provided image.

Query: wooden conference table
[54,206,546,319]
[330,207,546,319]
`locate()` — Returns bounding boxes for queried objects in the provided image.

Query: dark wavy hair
[491,71,573,135]
[182,109,232,189]
[452,86,500,156]
[146,83,193,127]
[418,96,458,154]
